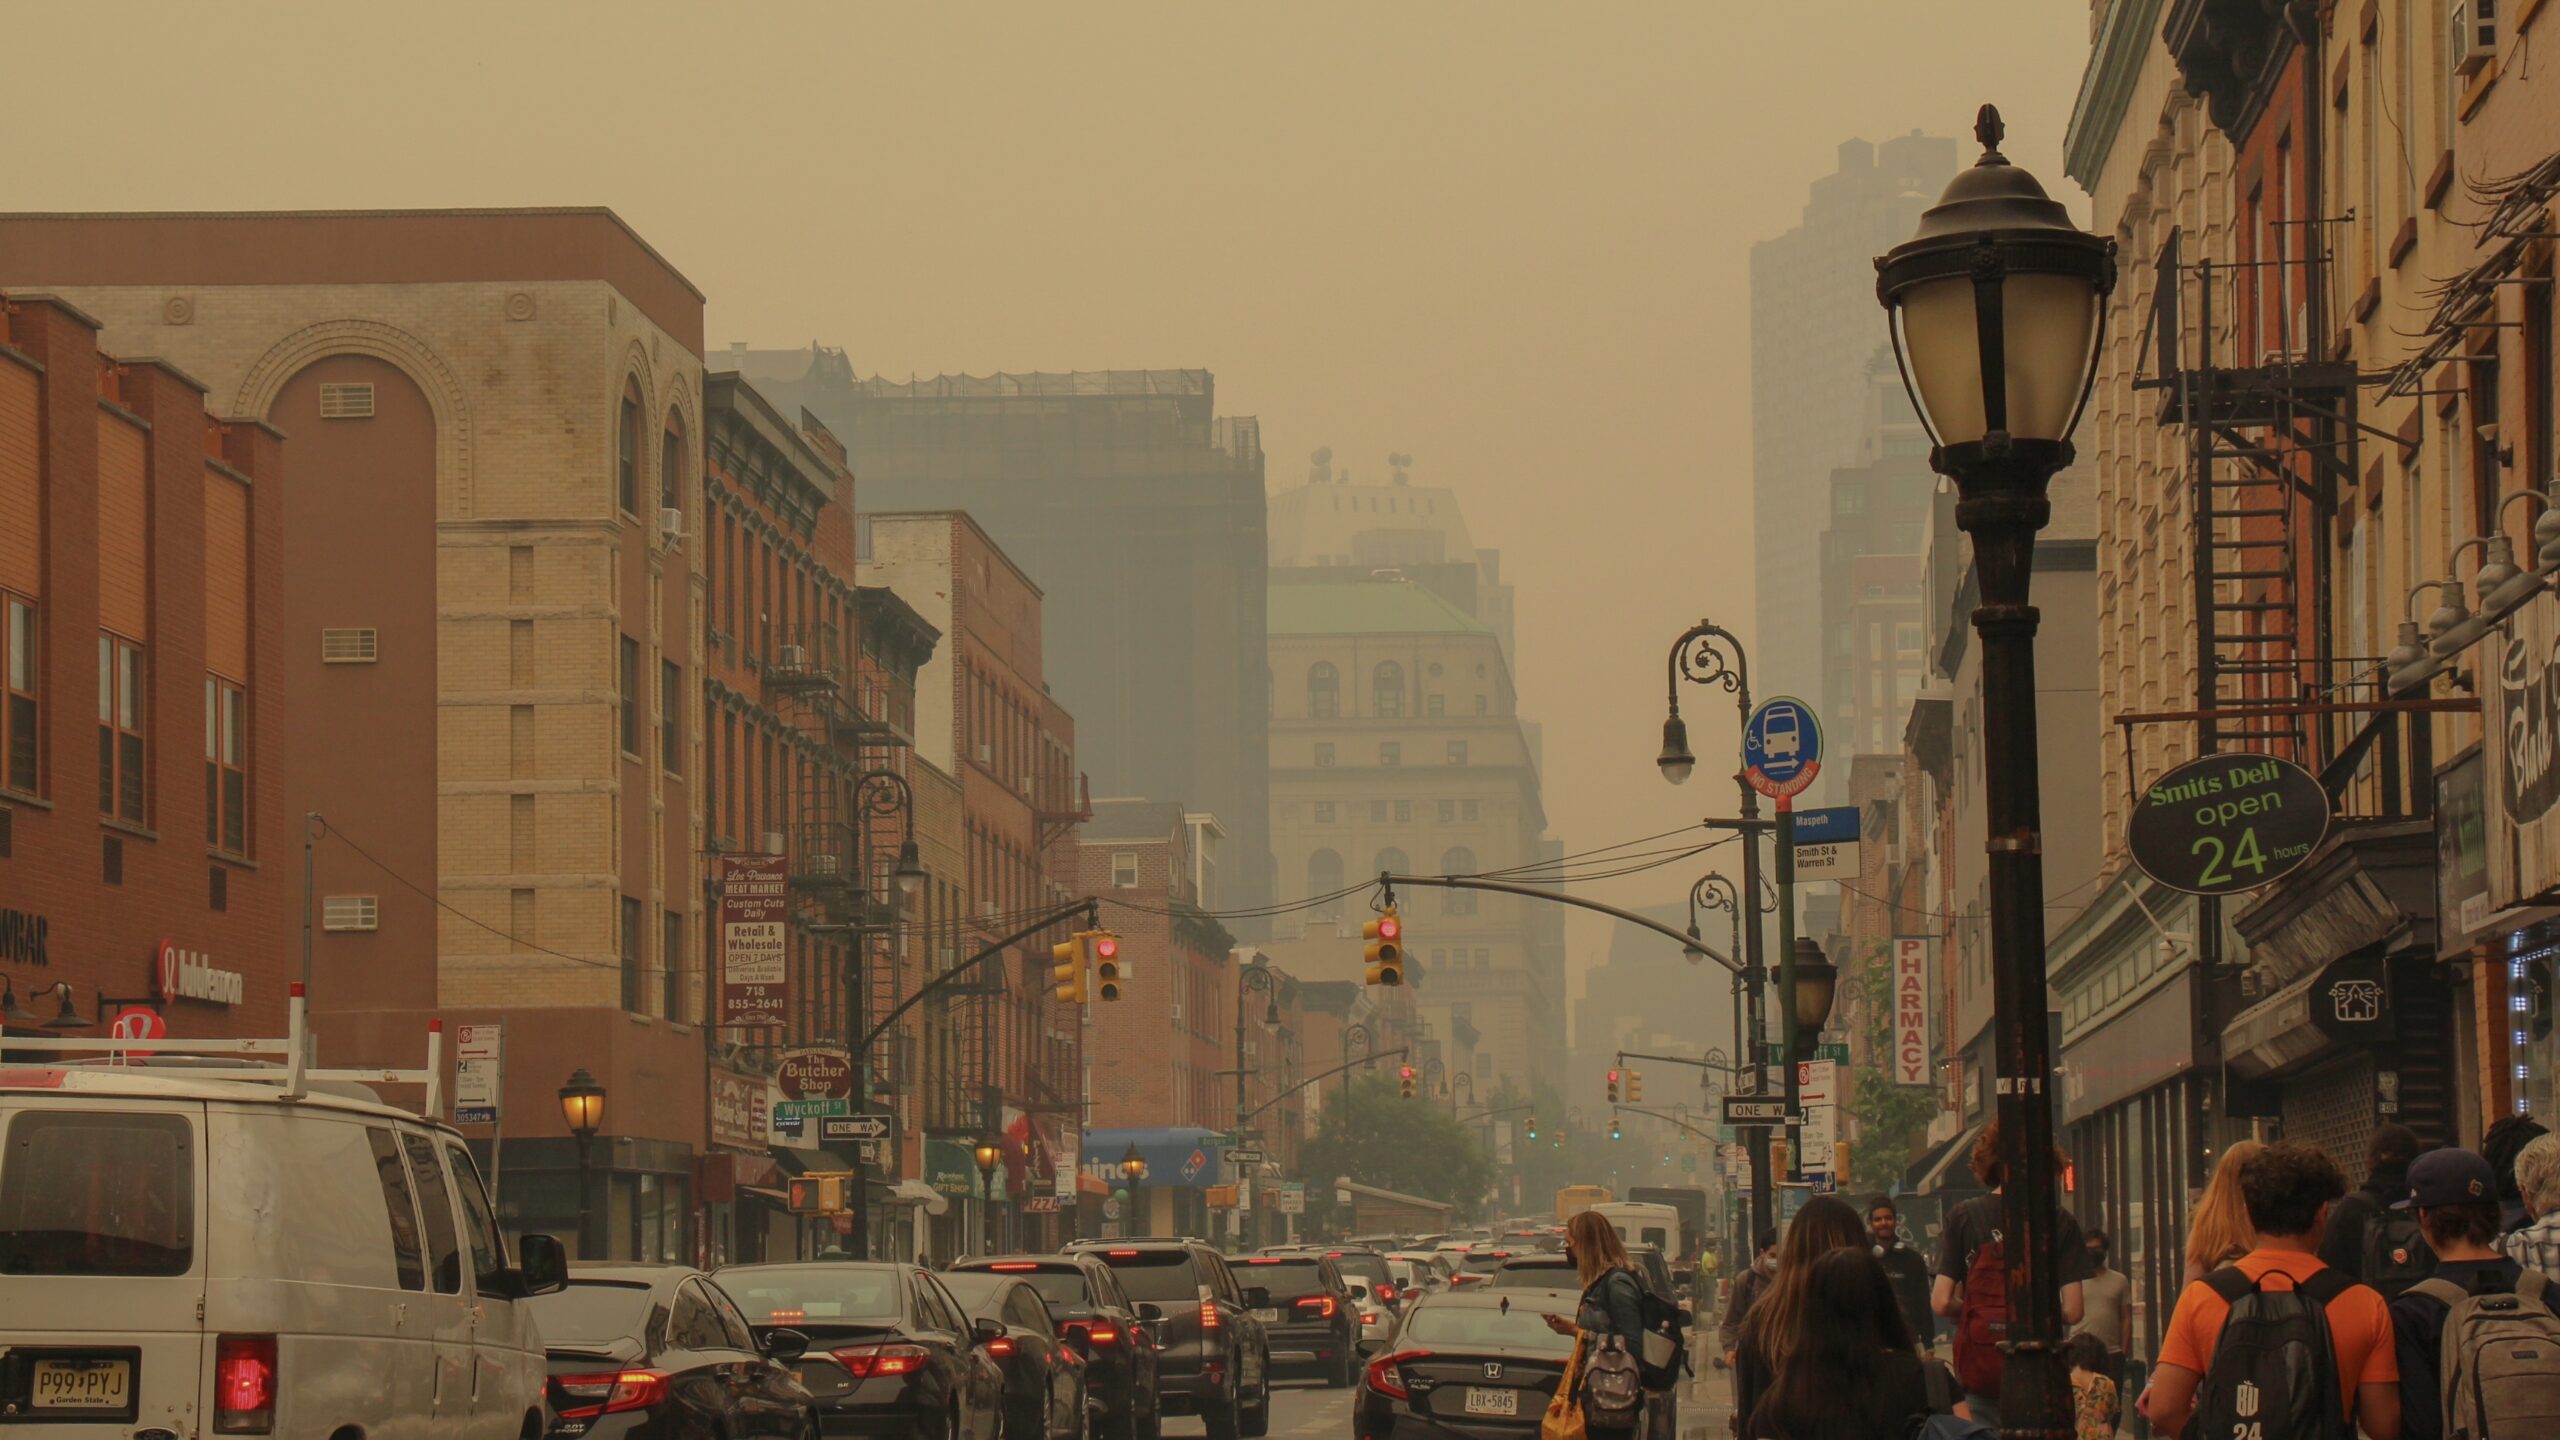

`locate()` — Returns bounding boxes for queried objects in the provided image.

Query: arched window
[617,378,643,515]
[1309,662,1339,719]
[1373,848,1409,882]
[1441,848,1479,914]
[1373,661,1405,717]
[1308,848,1345,919]
[661,408,687,513]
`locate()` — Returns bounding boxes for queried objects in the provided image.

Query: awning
[739,1186,791,1205]
[1906,1123,1985,1196]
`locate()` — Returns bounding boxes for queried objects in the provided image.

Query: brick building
[0,293,286,1043]
[0,209,709,1259]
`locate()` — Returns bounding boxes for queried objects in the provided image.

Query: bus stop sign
[1744,696,1822,805]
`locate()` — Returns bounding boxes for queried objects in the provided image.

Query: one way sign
[821,1113,892,1143]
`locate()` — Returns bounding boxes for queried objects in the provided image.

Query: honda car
[1354,1289,1580,1440]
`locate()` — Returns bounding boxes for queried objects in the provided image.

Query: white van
[0,1061,569,1440]
[1589,1201,1683,1258]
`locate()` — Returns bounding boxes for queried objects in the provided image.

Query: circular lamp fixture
[973,1138,1003,1172]
[1656,712,1697,785]
[558,1068,608,1139]
[893,840,927,897]
[1119,1144,1148,1183]
[1788,938,1839,1043]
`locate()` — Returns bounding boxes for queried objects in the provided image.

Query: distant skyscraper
[1751,133,1958,713]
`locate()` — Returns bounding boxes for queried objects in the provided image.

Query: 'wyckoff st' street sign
[2126,752,2330,896]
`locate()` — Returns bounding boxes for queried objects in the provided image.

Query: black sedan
[719,1262,1006,1440]
[1355,1289,1580,1440]
[526,1264,818,1440]
[936,1269,1089,1440]
[947,1255,1159,1440]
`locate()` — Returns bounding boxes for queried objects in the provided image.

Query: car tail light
[1199,1298,1219,1330]
[1362,1311,1382,1327]
[985,1337,1017,1357]
[550,1371,669,1420]
[990,1262,1041,1272]
[1363,1349,1430,1402]
[832,1344,932,1378]
[1294,1296,1337,1318]
[1376,1283,1397,1302]
[213,1335,277,1434]
[1062,1321,1121,1345]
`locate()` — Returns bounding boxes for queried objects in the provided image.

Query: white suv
[0,1061,568,1440]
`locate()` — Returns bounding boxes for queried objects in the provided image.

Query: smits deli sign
[2126,753,2330,897]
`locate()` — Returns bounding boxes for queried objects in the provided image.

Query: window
[1463,800,1480,821]
[1308,849,1344,918]
[3,596,33,794]
[321,627,378,663]
[1308,662,1339,719]
[663,909,685,1020]
[661,413,685,513]
[1394,800,1412,822]
[661,659,682,772]
[1447,740,1469,766]
[617,383,642,515]
[1442,848,1479,913]
[1370,800,1388,823]
[205,676,246,853]
[1113,851,1140,888]
[670,1281,729,1351]
[1425,694,1445,716]
[1438,800,1455,823]
[1373,661,1405,717]
[364,1128,426,1291]
[1380,741,1402,767]
[1313,801,1336,823]
[398,1131,463,1293]
[444,1143,507,1295]
[97,633,144,823]
[0,1110,193,1276]
[317,382,376,419]
[622,896,644,1012]
[620,636,641,756]
[1314,742,1335,768]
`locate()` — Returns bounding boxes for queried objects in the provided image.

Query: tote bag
[1542,1337,1588,1440]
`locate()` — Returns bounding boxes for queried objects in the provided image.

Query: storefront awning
[1906,1122,1985,1197]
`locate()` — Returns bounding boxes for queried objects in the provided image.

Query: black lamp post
[1119,1144,1148,1237]
[559,1068,608,1257]
[973,1137,1005,1255]
[1876,103,2114,1440]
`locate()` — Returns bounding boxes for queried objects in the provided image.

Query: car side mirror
[516,1233,569,1296]
[1240,1286,1270,1309]
[1136,1302,1165,1322]
[765,1328,809,1363]
[1346,1283,1368,1300]
[973,1317,1009,1346]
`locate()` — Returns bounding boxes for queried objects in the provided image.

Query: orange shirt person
[2143,1142,2401,1440]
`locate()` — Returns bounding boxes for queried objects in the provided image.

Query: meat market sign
[2126,753,2330,897]
[776,1047,855,1100]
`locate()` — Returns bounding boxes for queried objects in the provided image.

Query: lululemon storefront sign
[2126,753,2331,897]
[155,939,244,1006]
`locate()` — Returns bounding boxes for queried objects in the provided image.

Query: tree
[1846,940,1937,1184]
[1300,1073,1495,1226]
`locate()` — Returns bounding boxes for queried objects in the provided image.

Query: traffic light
[1524,1114,1539,1140]
[1363,907,1404,986]
[1605,1068,1621,1104]
[1052,932,1090,1004]
[1092,931,1126,1001]
[1609,1120,1622,1141]
[1398,1064,1417,1100]
[787,1173,850,1214]
[1626,1069,1644,1104]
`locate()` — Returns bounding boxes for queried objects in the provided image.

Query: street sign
[857,1139,885,1167]
[1224,1148,1265,1166]
[1743,696,1823,805]
[777,1048,855,1100]
[1789,804,1861,879]
[776,1098,850,1121]
[2126,751,2329,896]
[1797,1059,1837,1172]
[1275,1181,1306,1214]
[1722,1096,1795,1125]
[454,1022,501,1124]
[819,1112,891,1143]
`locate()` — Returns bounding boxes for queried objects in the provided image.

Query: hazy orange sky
[10,0,2092,985]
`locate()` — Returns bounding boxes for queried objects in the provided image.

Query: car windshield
[964,1266,1091,1309]
[1490,1261,1576,1287]
[1094,1250,1202,1302]
[1402,1303,1575,1357]
[1238,1258,1325,1295]
[1459,1251,1514,1272]
[936,1270,1012,1316]
[527,1281,657,1343]
[1327,1253,1391,1286]
[719,1265,904,1326]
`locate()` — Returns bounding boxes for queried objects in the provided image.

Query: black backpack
[1633,1282,1691,1390]
[2191,1265,2352,1440]
[2358,1205,2436,1302]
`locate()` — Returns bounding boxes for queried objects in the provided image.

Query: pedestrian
[2066,1333,2118,1440]
[2388,1147,2560,1440]
[2483,1113,2551,1235]
[1867,1195,1937,1352]
[1540,1210,1651,1440]
[2319,1121,2433,1297]
[1718,1226,1779,1372]
[1733,1196,1868,1432]
[2181,1138,2265,1285]
[2142,1142,2400,1440]
[2070,1229,2130,1400]
[1930,1121,2091,1434]
[2500,1132,2560,1282]
[1741,1247,1940,1440]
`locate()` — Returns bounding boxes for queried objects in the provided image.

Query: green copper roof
[1267,578,1488,637]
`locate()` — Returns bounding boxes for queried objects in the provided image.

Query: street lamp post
[1119,1144,1148,1238]
[558,1068,608,1258]
[1230,958,1280,1245]
[1876,103,2114,1440]
[839,768,925,1262]
[974,1137,1004,1256]
[1657,622,1780,1242]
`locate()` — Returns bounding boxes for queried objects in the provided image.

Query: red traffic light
[1378,917,1400,940]
[1094,936,1119,959]
[1400,1065,1415,1079]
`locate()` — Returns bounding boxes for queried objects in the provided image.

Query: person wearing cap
[2388,1147,2560,1440]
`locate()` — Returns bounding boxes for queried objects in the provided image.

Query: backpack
[1906,1360,1994,1440]
[2360,1204,2438,1302]
[2190,1264,2351,1440]
[2408,1269,2560,1438]
[1582,1335,1645,1426]
[1633,1282,1691,1390]
[1951,1228,2008,1397]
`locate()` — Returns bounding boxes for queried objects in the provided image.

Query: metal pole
[1734,778,1776,1245]
[1776,811,1800,1180]
[301,812,319,997]
[575,1134,597,1258]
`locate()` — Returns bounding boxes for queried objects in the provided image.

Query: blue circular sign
[1744,697,1823,800]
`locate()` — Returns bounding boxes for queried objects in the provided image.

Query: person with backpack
[1541,1209,1651,1440]
[2387,1147,2560,1440]
[1868,1196,1938,1353]
[1742,1247,1960,1440]
[2320,1122,2434,1298]
[2143,1142,2401,1440]
[1930,1122,2092,1432]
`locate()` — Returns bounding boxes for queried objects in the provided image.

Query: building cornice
[2067,0,2172,189]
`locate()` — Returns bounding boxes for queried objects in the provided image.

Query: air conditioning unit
[2453,0,2498,75]
[658,507,685,548]
[778,644,807,671]
[1169,1003,1182,1023]
[808,853,840,875]
[977,743,993,765]
[1018,775,1035,796]
[761,831,786,856]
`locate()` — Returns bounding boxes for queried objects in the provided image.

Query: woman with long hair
[1539,1210,1651,1439]
[2182,1139,2265,1284]
[1731,1194,1869,1428]
[1744,1247,1933,1440]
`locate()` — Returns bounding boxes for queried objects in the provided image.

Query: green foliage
[1300,1073,1496,1224]
[1846,941,1936,1185]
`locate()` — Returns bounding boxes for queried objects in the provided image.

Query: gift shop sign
[718,855,790,1027]
[156,939,243,1006]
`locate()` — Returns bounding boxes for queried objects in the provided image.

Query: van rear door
[0,1095,208,1437]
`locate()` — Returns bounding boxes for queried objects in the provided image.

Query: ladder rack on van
[0,982,447,1118]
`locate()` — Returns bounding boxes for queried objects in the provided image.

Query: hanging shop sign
[718,854,790,1027]
[1892,938,1934,1086]
[2309,951,2393,1042]
[776,1047,855,1101]
[709,1068,768,1151]
[2436,748,2493,953]
[2125,753,2329,896]
[2488,594,2560,905]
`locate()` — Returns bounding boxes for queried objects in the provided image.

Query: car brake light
[832,1344,931,1378]
[1108,1249,1140,1257]
[1362,1311,1382,1326]
[550,1372,668,1420]
[985,1338,1017,1357]
[1200,1297,1220,1330]
[1377,1283,1397,1302]
[214,1335,277,1434]
[1293,1296,1337,1318]
[990,1262,1041,1272]
[1364,1349,1430,1401]
[1085,1325,1120,1344]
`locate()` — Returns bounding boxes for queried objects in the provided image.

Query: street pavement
[1160,1369,1737,1440]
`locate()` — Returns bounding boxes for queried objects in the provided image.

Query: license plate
[1252,1308,1280,1322]
[1462,1388,1518,1417]
[32,1359,131,1410]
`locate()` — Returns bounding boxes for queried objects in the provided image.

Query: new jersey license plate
[1462,1388,1518,1417]
[31,1359,131,1410]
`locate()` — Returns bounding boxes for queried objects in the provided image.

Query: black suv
[948,1254,1161,1440]
[1064,1239,1271,1440]
[1235,1254,1360,1387]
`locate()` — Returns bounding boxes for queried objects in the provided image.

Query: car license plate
[32,1359,130,1410]
[1252,1308,1280,1322]
[1462,1388,1517,1417]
